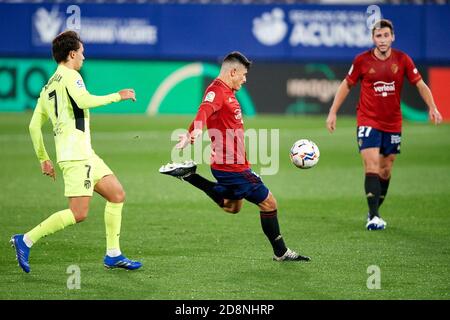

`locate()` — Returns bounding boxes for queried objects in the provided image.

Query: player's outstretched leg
[160,161,224,207]
[10,234,30,273]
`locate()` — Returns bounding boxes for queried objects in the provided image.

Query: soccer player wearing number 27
[160,52,310,262]
[10,31,142,273]
[326,19,442,231]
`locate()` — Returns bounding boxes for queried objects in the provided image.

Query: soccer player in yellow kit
[10,31,142,273]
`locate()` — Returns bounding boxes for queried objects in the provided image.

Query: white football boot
[159,160,197,180]
[366,216,387,230]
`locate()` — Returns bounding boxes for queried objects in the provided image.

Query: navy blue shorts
[357,126,401,155]
[211,169,270,205]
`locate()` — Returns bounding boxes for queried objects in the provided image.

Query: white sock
[107,248,121,257]
[23,234,33,248]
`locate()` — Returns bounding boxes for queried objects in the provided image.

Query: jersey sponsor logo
[391,64,398,74]
[373,81,395,97]
[76,79,85,88]
[204,91,215,102]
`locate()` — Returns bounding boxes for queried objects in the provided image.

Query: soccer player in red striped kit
[160,51,310,262]
[326,19,442,230]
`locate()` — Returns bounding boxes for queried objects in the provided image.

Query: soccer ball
[290,139,320,169]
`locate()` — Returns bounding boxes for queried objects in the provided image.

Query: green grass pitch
[0,113,449,299]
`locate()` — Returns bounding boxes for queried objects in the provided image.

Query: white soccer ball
[290,139,320,169]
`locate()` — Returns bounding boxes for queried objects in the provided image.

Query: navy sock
[184,174,224,207]
[378,177,391,208]
[260,210,287,257]
[365,173,381,219]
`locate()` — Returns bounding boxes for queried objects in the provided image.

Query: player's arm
[66,71,135,109]
[404,54,442,125]
[326,79,353,133]
[327,57,360,133]
[415,79,442,125]
[177,89,223,149]
[176,103,215,149]
[29,98,55,180]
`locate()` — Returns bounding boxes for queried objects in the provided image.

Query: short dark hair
[223,51,252,69]
[372,19,394,36]
[52,30,82,63]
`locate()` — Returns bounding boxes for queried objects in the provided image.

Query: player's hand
[41,160,56,181]
[189,129,202,144]
[118,89,136,102]
[176,129,202,149]
[326,112,337,133]
[429,108,442,125]
[176,133,190,149]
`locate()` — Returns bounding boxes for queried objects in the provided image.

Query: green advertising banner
[0,58,256,115]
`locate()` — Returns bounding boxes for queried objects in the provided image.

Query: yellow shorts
[58,154,113,197]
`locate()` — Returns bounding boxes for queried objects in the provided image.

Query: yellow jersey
[29,64,121,163]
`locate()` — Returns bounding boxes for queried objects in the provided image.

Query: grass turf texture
[0,113,449,299]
